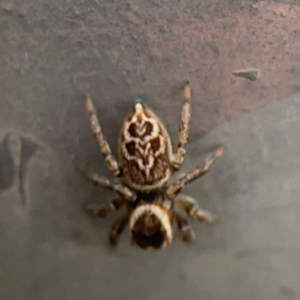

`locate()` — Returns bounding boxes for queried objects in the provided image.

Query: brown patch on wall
[82,2,300,138]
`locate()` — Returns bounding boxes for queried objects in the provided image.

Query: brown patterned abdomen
[119,105,173,191]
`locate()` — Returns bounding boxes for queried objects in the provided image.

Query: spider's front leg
[85,96,121,177]
[174,209,195,244]
[172,81,191,170]
[109,213,129,247]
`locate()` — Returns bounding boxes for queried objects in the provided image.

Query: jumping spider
[78,81,224,250]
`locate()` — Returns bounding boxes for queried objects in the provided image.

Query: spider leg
[175,194,218,224]
[172,81,191,170]
[85,96,121,176]
[76,167,136,201]
[167,146,224,197]
[180,146,224,185]
[109,212,129,247]
[174,209,195,244]
[84,197,127,218]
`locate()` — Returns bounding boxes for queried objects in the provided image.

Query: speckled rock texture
[1,1,300,299]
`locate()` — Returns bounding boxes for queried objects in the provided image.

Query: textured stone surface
[2,90,300,300]
[1,1,300,299]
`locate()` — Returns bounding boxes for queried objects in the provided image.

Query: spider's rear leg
[175,194,218,224]
[174,209,195,244]
[84,197,127,218]
[109,212,129,247]
[172,81,191,170]
[76,167,136,201]
[85,96,121,176]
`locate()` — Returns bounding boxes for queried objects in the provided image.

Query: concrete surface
[1,1,300,300]
[3,88,300,300]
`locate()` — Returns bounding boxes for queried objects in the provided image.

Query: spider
[78,81,224,250]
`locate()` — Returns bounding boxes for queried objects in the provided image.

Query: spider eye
[132,230,165,249]
[130,205,173,249]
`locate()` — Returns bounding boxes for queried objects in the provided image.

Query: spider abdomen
[119,103,173,191]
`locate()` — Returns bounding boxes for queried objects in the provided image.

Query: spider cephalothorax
[129,202,173,249]
[78,81,224,250]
